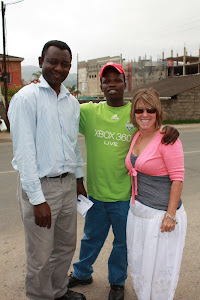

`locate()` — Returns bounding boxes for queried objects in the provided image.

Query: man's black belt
[48,172,68,179]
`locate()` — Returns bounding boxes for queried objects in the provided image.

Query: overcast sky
[1,0,200,73]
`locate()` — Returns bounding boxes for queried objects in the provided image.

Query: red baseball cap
[100,62,125,80]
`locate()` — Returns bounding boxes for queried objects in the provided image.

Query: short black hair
[41,40,72,60]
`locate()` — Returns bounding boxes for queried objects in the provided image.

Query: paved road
[0,125,200,300]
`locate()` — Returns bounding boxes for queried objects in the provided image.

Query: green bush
[1,84,23,101]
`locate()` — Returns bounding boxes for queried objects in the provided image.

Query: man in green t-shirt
[69,62,178,300]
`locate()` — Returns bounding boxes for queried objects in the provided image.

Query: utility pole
[1,1,9,130]
[77,53,79,98]
[1,0,24,131]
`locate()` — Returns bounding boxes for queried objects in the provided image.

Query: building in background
[78,47,200,99]
[78,54,167,97]
[0,54,24,124]
[131,55,166,89]
[166,47,200,77]
[78,55,125,98]
[0,54,24,88]
[125,47,200,121]
[77,47,200,121]
[132,47,200,89]
[125,73,200,121]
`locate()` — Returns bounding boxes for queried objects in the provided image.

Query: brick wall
[161,86,200,120]
[1,61,22,88]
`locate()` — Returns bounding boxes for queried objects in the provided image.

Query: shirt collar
[38,75,71,98]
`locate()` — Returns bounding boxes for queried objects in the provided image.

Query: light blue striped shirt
[8,75,83,205]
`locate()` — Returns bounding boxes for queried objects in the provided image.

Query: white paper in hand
[77,195,93,217]
[0,119,7,131]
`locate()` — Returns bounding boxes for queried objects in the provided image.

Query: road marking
[184,150,200,154]
[0,170,17,174]
[0,165,87,175]
[2,153,199,174]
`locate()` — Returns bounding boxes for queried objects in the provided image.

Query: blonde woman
[125,88,187,300]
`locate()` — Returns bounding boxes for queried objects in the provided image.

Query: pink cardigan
[125,131,184,204]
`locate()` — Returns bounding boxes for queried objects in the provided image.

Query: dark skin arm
[33,180,86,228]
[160,125,179,144]
[77,180,87,198]
[34,202,51,229]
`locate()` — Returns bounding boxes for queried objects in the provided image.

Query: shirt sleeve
[160,139,184,181]
[79,102,91,135]
[73,101,84,178]
[8,93,46,205]
[74,140,84,178]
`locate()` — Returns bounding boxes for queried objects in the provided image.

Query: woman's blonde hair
[130,88,163,129]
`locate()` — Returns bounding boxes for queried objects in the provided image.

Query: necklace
[136,130,159,155]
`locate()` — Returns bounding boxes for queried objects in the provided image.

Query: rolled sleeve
[20,178,46,205]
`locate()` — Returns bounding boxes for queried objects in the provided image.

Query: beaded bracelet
[165,212,178,224]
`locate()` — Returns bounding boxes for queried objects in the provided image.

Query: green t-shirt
[80,101,137,202]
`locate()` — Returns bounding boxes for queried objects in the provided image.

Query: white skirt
[126,200,187,300]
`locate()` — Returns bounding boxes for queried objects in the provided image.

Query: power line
[0,0,24,9]
[6,0,24,5]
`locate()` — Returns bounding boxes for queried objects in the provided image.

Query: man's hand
[160,125,179,145]
[77,181,87,198]
[34,202,51,229]
[29,78,40,84]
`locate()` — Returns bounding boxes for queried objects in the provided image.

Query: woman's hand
[160,215,176,232]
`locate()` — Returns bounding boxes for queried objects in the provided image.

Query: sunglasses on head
[134,107,157,114]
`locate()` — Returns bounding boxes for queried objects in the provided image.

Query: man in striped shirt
[8,40,86,300]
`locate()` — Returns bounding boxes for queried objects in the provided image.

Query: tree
[66,84,81,97]
[32,71,42,80]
